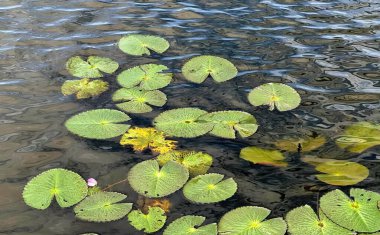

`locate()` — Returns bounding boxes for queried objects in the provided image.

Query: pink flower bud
[87,178,97,187]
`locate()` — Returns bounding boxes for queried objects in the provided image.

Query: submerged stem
[102,178,129,191]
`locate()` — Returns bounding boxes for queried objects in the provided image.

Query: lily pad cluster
[154,108,258,139]
[63,56,119,99]
[22,169,380,234]
[127,158,237,204]
[26,33,380,234]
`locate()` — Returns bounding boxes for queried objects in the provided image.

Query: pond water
[1,0,380,234]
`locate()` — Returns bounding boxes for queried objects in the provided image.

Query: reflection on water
[0,0,379,234]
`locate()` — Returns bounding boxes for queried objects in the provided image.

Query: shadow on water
[0,0,379,234]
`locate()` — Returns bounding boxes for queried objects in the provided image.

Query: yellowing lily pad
[118,34,169,56]
[248,83,301,111]
[240,146,288,167]
[157,150,213,177]
[112,88,167,113]
[66,56,119,78]
[61,78,109,99]
[336,122,380,153]
[275,135,326,152]
[314,160,369,186]
[182,55,238,83]
[117,64,172,90]
[120,127,176,154]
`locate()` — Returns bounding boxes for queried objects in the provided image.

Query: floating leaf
[128,160,189,198]
[275,135,326,152]
[240,146,288,167]
[153,108,214,138]
[118,34,169,56]
[65,109,131,139]
[120,127,176,154]
[218,206,287,235]
[128,207,167,233]
[320,188,380,232]
[163,215,217,235]
[199,111,258,139]
[61,78,109,99]
[315,160,369,186]
[336,122,380,153]
[74,192,132,222]
[248,83,301,111]
[182,55,238,83]
[117,64,172,90]
[183,173,237,204]
[66,56,119,78]
[286,205,353,235]
[22,168,87,209]
[157,150,213,177]
[113,88,167,113]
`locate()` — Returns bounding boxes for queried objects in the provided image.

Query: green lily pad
[336,122,380,153]
[22,168,88,209]
[248,83,301,111]
[153,108,214,138]
[183,173,237,204]
[128,206,167,233]
[199,111,258,139]
[61,78,109,99]
[163,215,217,235]
[112,88,167,113]
[65,109,131,139]
[275,135,326,152]
[315,160,369,186]
[74,192,132,222]
[157,150,213,177]
[182,55,238,83]
[118,34,169,56]
[66,56,119,78]
[117,64,172,90]
[286,205,353,235]
[240,146,288,167]
[320,188,380,232]
[218,206,287,235]
[128,160,189,198]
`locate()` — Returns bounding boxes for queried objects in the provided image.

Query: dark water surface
[1,0,380,234]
